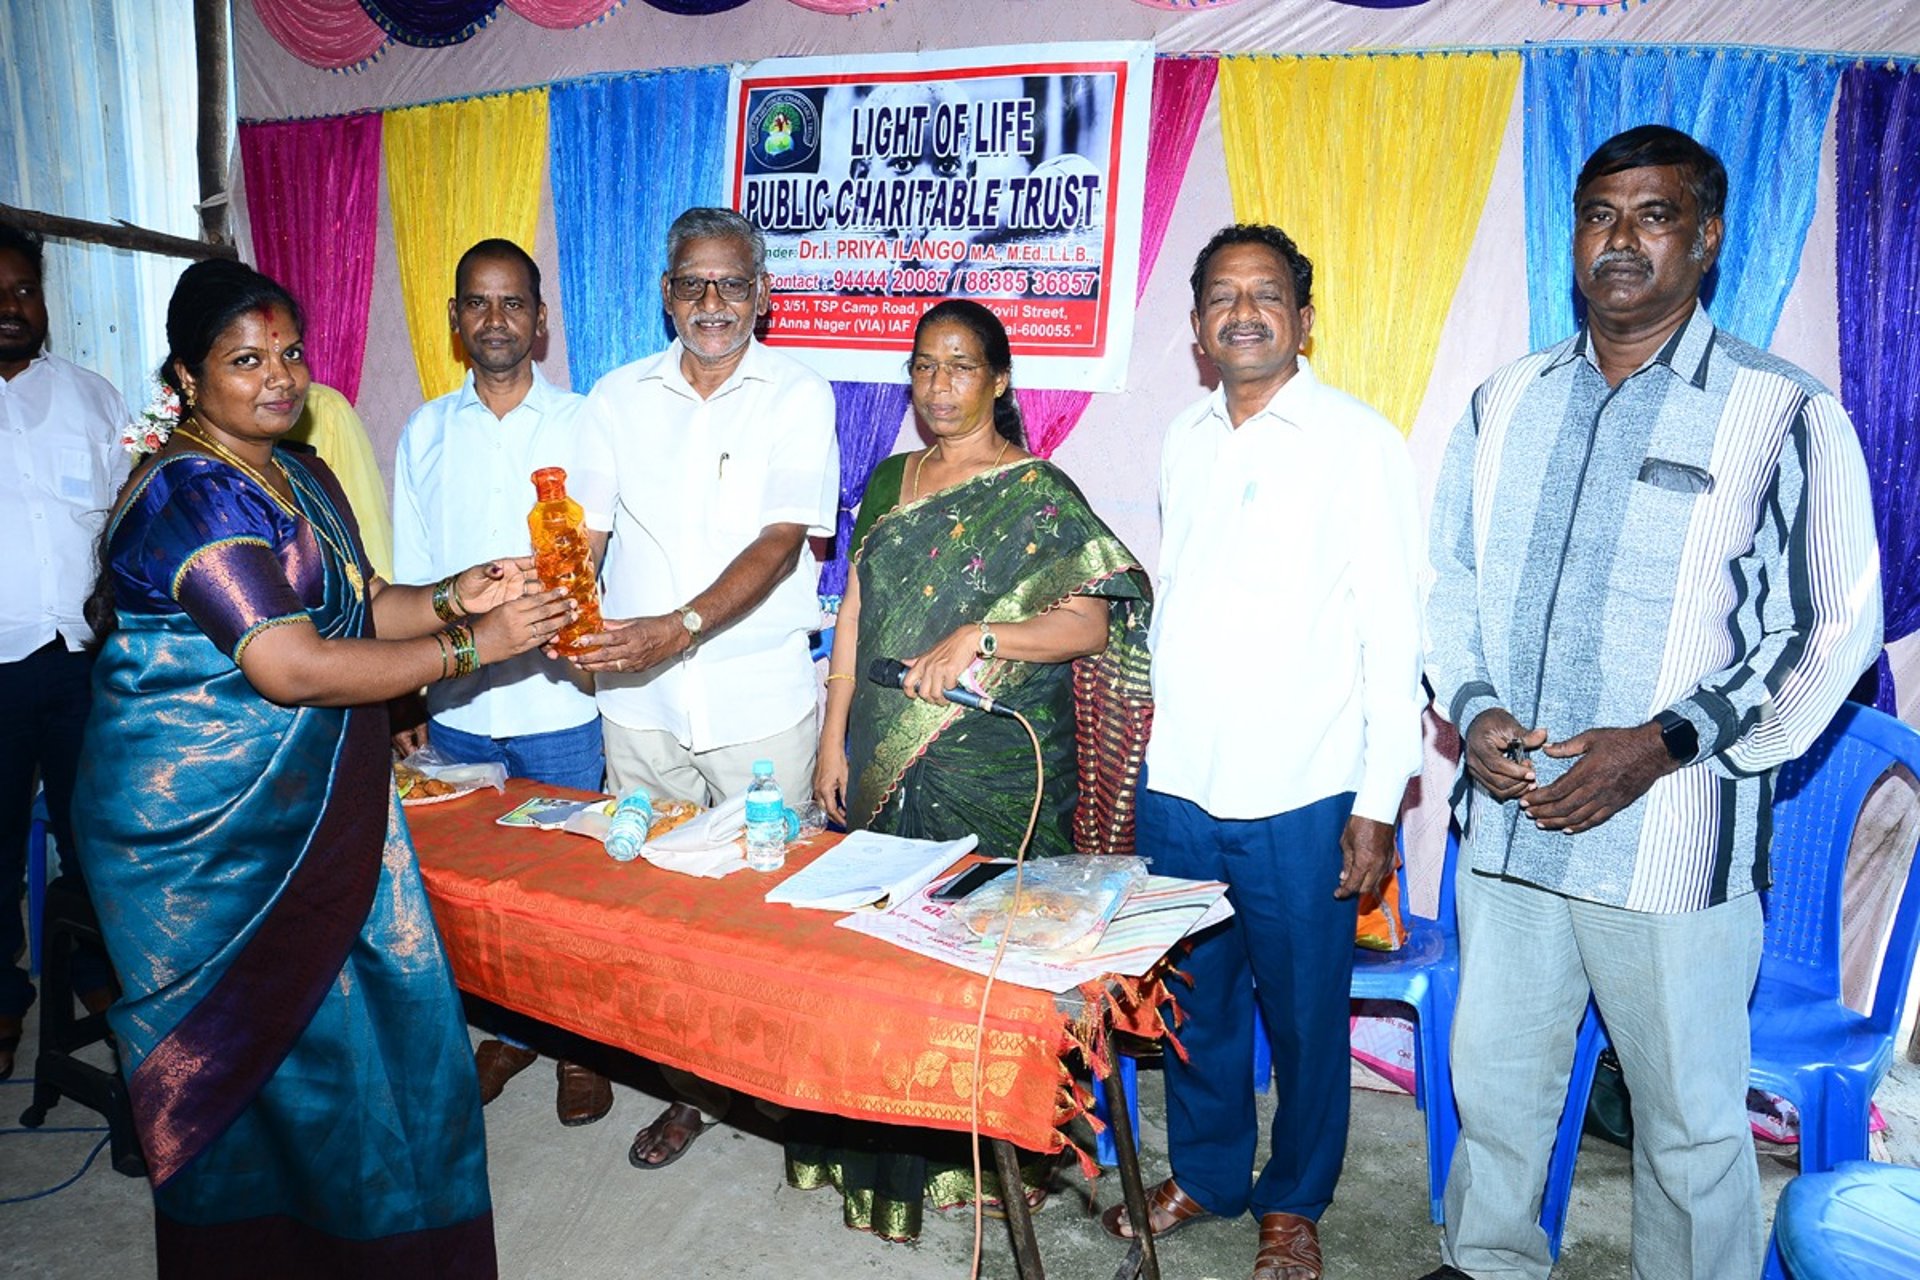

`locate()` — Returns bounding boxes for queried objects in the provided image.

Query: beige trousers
[603,711,816,1124]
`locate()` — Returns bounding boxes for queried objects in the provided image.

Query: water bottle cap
[752,759,775,776]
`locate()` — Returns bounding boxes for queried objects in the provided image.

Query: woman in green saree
[794,300,1153,1241]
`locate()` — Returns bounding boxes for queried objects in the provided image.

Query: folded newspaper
[838,871,1233,994]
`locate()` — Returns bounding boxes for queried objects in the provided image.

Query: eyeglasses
[907,358,989,382]
[668,275,755,303]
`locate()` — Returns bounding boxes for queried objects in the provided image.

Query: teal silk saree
[72,451,494,1277]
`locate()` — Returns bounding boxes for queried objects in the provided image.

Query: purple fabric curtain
[239,114,383,403]
[358,0,501,45]
[1836,63,1920,712]
[819,381,912,597]
[1015,55,1219,458]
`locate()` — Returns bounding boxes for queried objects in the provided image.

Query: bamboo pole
[194,0,231,245]
[0,203,237,262]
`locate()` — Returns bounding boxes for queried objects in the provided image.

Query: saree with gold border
[72,450,495,1278]
[845,456,1153,860]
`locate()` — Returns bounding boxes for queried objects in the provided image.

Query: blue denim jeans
[427,717,606,793]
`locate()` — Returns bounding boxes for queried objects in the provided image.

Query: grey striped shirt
[1425,305,1882,912]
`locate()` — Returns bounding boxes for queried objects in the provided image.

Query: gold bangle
[432,630,452,681]
[825,672,855,684]
[450,624,480,678]
[431,575,462,623]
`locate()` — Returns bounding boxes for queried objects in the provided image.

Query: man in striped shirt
[1420,126,1881,1280]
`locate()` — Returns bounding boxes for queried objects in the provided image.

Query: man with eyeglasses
[571,206,839,1171]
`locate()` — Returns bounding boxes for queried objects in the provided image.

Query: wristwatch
[1654,709,1699,763]
[676,605,705,651]
[976,621,997,659]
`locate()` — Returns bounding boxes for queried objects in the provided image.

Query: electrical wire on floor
[969,704,1045,1280]
[0,1099,113,1204]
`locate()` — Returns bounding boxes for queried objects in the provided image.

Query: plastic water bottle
[603,787,654,862]
[744,759,789,872]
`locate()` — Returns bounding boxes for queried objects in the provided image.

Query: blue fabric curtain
[0,0,200,411]
[549,67,729,393]
[819,382,910,597]
[1836,63,1920,711]
[1522,46,1840,350]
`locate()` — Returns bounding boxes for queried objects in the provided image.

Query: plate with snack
[395,762,483,807]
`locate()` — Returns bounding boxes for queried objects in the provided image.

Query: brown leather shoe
[555,1060,613,1126]
[1252,1212,1323,1280]
[473,1040,539,1105]
[1099,1176,1212,1241]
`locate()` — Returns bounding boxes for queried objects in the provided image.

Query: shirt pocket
[1612,471,1705,602]
[56,445,105,506]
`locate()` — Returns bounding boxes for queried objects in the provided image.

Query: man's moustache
[1589,249,1653,278]
[1216,324,1273,343]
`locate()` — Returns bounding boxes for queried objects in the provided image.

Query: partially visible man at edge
[0,224,126,1079]
[1418,125,1882,1280]
[391,236,613,1128]
[568,206,839,1174]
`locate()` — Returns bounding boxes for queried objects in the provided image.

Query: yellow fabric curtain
[384,88,549,402]
[1217,53,1518,434]
[286,382,394,582]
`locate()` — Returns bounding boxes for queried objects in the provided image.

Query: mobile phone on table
[931,859,1017,901]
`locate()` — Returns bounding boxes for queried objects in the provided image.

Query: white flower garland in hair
[121,380,182,457]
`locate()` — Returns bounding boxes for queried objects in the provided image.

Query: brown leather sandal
[1099,1177,1212,1241]
[1252,1212,1323,1280]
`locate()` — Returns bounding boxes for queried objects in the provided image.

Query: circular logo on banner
[749,90,821,172]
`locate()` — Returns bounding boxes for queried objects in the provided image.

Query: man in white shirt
[1105,225,1425,1279]
[0,226,129,1078]
[391,237,612,1126]
[572,206,838,1171]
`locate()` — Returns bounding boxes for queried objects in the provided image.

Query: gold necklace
[910,435,1010,502]
[175,421,366,600]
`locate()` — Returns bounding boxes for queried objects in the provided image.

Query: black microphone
[867,657,1011,718]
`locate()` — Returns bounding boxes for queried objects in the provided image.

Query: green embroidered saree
[848,455,1153,859]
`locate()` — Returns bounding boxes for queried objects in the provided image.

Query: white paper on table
[765,830,978,911]
[838,873,1233,993]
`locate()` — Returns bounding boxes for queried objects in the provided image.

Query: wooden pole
[194,0,231,245]
[0,203,237,262]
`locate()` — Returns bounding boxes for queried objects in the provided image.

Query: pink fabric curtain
[505,0,624,25]
[249,0,389,70]
[239,113,384,402]
[1016,55,1218,458]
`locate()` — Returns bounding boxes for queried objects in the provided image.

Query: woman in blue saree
[71,260,572,1278]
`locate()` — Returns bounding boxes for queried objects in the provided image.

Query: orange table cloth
[406,780,1134,1154]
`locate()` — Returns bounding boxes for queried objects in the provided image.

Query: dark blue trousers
[1140,785,1357,1221]
[2,640,111,1019]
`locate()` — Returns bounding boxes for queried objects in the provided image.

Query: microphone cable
[966,702,1044,1280]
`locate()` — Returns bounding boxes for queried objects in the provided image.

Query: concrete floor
[5,1013,1918,1280]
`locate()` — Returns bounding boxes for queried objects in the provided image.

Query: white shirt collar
[1201,356,1324,434]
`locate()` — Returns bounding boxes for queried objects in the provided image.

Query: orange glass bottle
[527,467,603,655]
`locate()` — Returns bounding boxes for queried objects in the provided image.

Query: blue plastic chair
[1088,1050,1139,1167]
[27,791,50,978]
[1540,702,1920,1259]
[1348,824,1463,1224]
[1771,1160,1920,1279]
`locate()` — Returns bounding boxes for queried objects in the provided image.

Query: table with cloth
[405,780,1169,1279]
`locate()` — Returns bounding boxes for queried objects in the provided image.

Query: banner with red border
[726,42,1154,392]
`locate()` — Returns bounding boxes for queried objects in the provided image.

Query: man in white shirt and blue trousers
[1105,224,1426,1280]
[571,207,839,1173]
[392,237,613,1125]
[0,225,129,1079]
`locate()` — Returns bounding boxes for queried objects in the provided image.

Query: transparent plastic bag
[394,743,508,802]
[945,855,1148,953]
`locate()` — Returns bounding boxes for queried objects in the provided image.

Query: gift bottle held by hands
[528,466,602,654]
